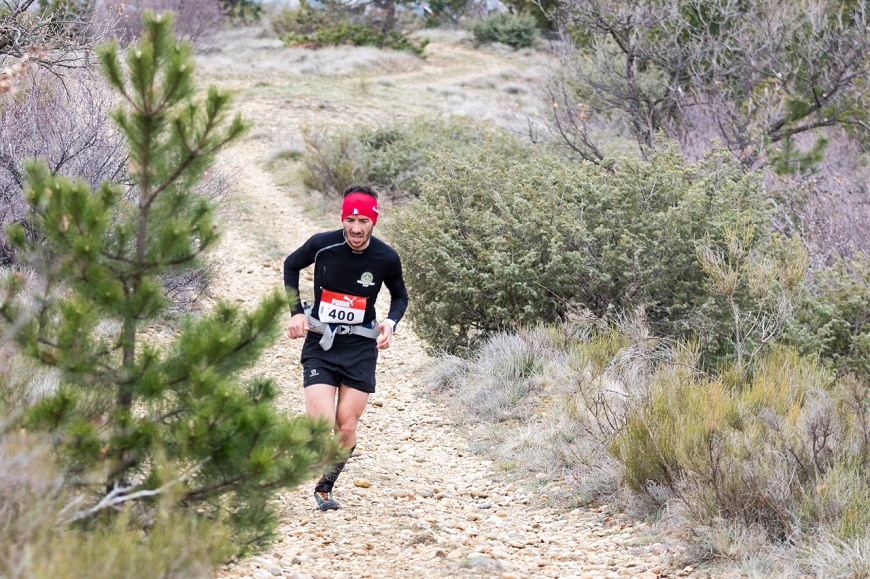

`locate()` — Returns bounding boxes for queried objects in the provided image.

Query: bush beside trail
[389,142,772,361]
[389,118,870,574]
[273,0,428,55]
[786,250,870,380]
[471,12,538,49]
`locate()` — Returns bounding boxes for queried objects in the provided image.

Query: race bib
[319,289,367,325]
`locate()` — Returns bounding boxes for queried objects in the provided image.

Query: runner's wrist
[384,318,397,333]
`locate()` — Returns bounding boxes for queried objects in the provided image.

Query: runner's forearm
[385,267,408,327]
[283,255,305,315]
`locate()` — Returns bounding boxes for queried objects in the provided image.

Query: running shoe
[314,489,340,511]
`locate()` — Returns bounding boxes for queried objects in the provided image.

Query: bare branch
[62,459,209,525]
[549,0,870,169]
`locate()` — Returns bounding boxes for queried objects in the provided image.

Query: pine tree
[0,11,338,552]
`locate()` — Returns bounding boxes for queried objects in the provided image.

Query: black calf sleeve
[315,445,356,493]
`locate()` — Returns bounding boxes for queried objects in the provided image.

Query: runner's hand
[287,313,309,339]
[376,321,393,350]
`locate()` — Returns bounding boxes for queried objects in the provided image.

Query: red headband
[341,192,379,225]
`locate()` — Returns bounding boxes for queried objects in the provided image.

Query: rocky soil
[196,27,703,579]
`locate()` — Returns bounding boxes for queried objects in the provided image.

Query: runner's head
[342,186,379,224]
[341,186,379,251]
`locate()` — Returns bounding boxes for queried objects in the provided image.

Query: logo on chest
[357,272,375,288]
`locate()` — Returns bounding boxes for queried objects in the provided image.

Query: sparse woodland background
[2,0,870,577]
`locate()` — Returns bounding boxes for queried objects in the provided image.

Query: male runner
[284,185,408,511]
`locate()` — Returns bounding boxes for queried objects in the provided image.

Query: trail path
[198,28,696,579]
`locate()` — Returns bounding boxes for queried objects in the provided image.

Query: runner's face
[343,214,374,250]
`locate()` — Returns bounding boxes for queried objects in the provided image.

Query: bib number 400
[319,289,367,325]
[327,309,356,322]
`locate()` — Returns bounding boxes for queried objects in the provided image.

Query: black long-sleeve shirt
[283,230,409,330]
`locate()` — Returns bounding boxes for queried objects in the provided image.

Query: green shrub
[389,144,587,353]
[270,4,311,36]
[226,0,263,24]
[285,24,429,55]
[276,1,429,55]
[356,118,524,198]
[299,124,365,197]
[502,0,558,31]
[423,0,470,27]
[696,224,807,373]
[389,143,771,357]
[270,0,353,37]
[301,117,526,198]
[471,12,538,49]
[787,251,870,379]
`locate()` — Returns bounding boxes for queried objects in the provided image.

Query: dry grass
[196,26,423,81]
[806,531,870,578]
[425,319,642,502]
[0,345,59,411]
[193,22,552,148]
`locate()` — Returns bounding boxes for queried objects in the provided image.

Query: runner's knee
[336,419,358,443]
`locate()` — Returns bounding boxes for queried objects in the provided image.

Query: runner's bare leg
[335,383,369,448]
[304,383,369,447]
[307,382,368,501]
[305,383,338,427]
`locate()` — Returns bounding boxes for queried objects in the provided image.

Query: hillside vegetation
[2,0,870,576]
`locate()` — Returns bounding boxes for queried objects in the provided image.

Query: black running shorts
[301,333,378,393]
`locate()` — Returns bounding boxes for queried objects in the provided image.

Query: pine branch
[36,336,119,375]
[163,301,280,387]
[100,239,211,274]
[182,473,247,502]
[150,407,188,423]
[182,442,297,503]
[145,115,245,208]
